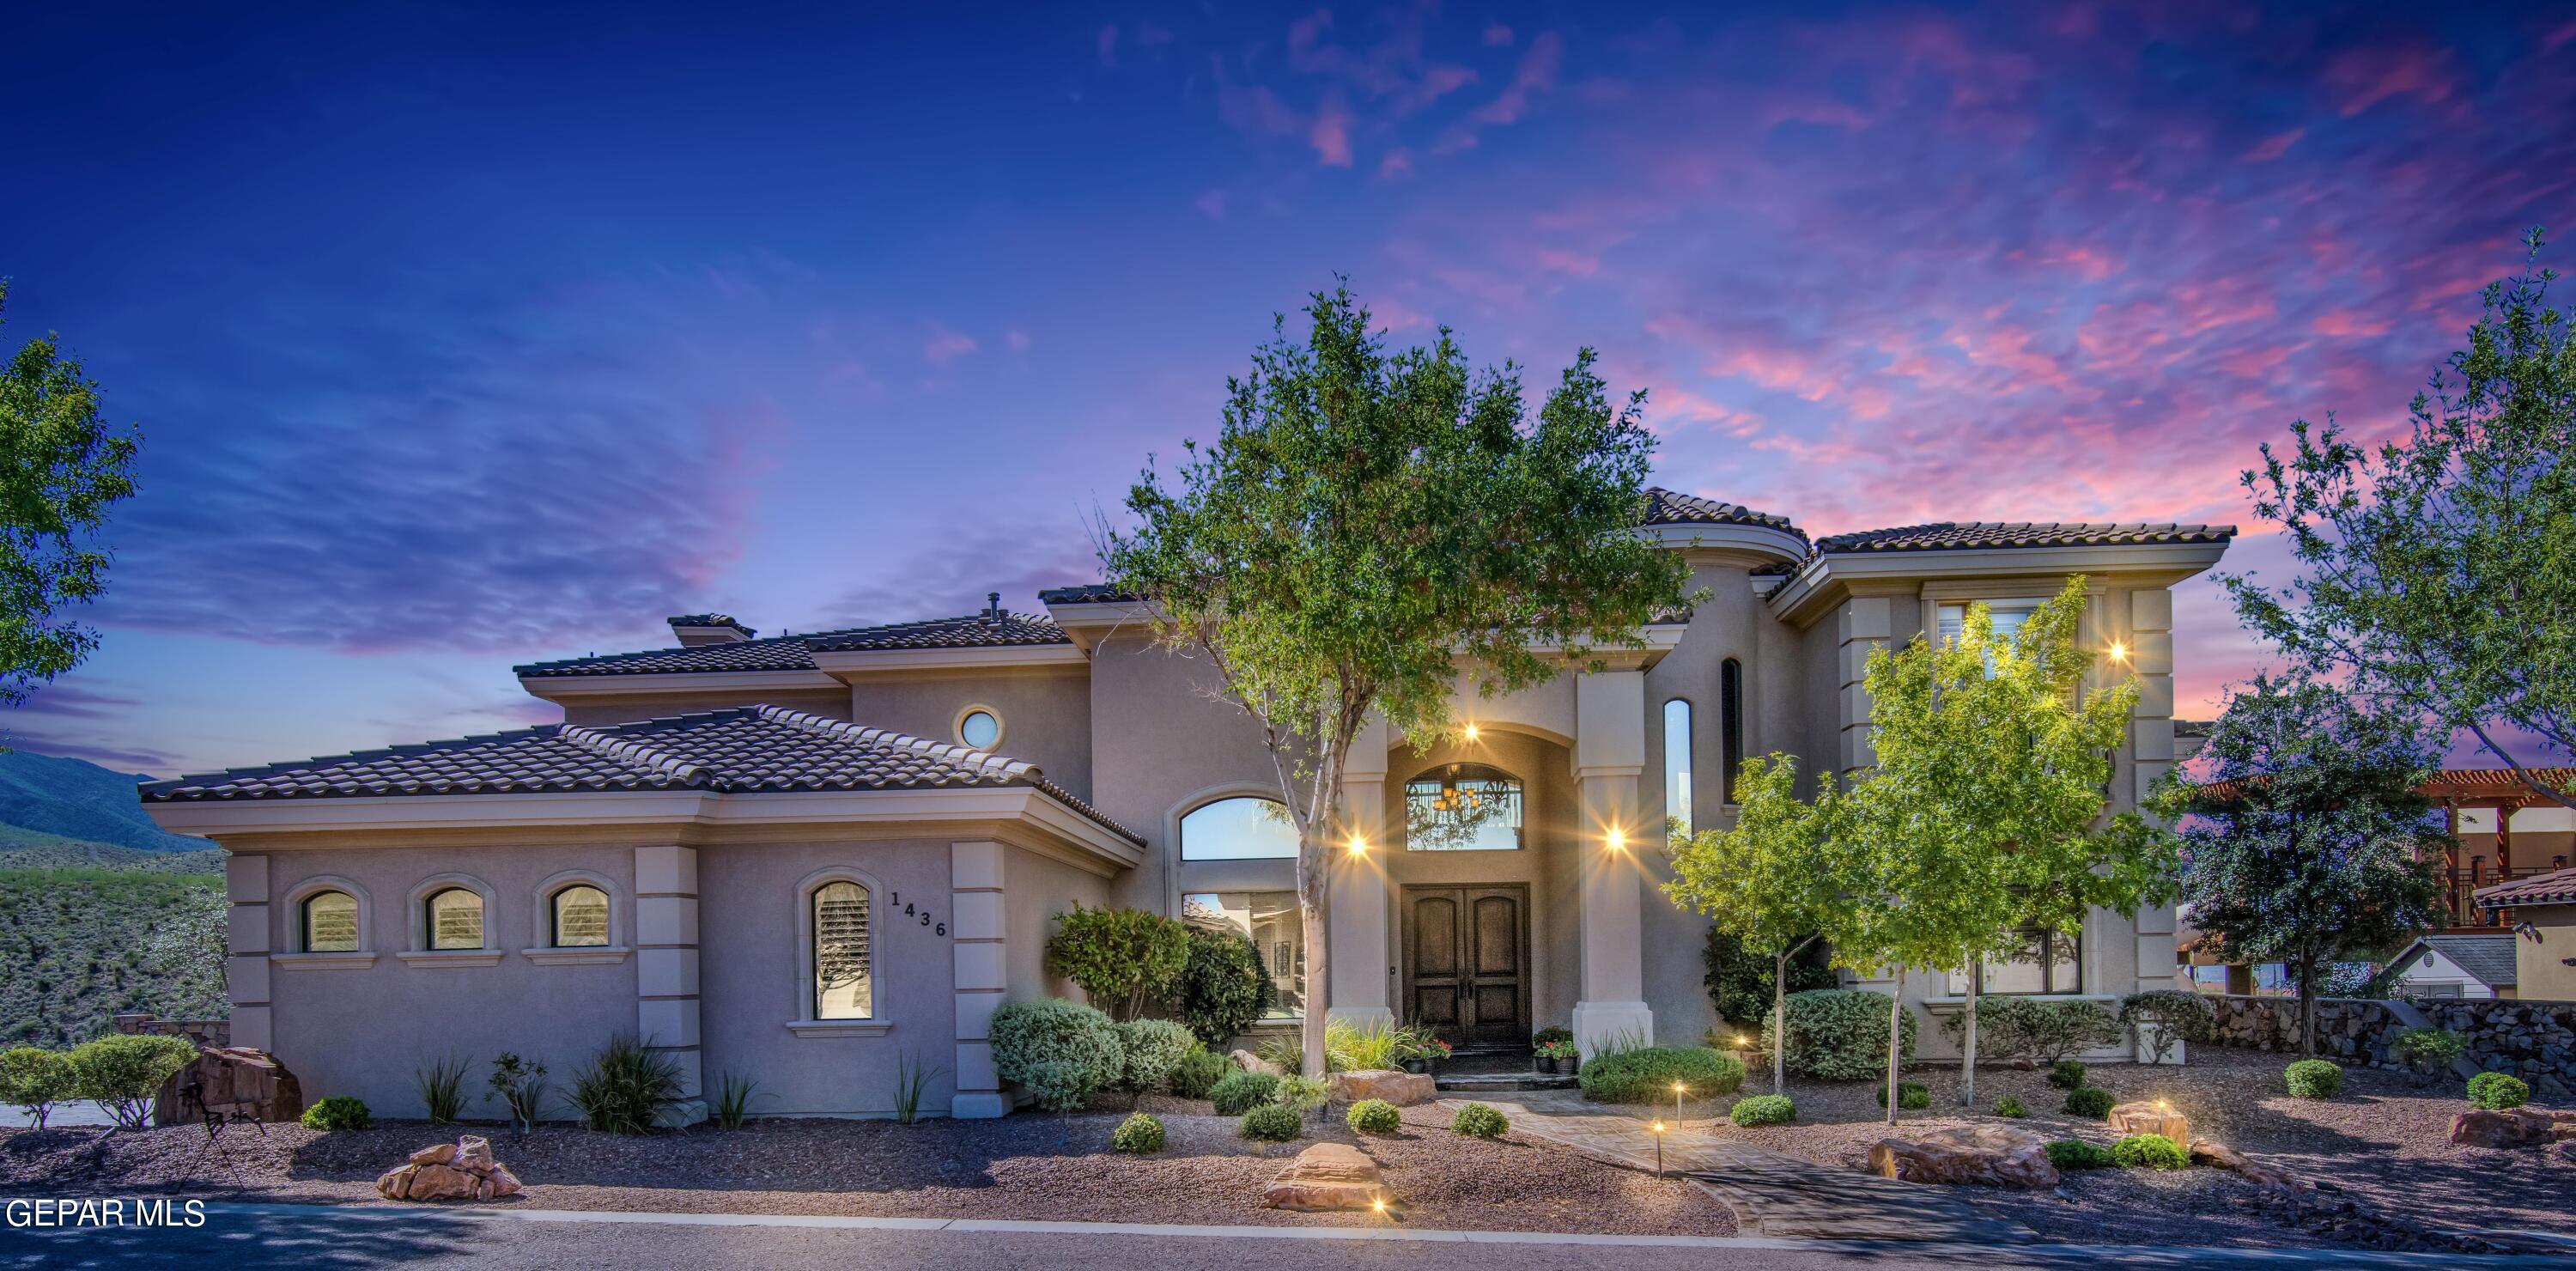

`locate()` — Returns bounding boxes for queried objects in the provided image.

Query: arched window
[1179,795,1299,861]
[811,880,873,1019]
[1404,763,1523,851]
[301,891,360,953]
[1720,658,1744,805]
[550,885,611,948]
[424,888,484,950]
[1663,698,1693,839]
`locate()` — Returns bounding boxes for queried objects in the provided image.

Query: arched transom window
[1404,763,1523,851]
[425,888,484,950]
[550,885,611,947]
[1178,795,1299,861]
[301,890,360,952]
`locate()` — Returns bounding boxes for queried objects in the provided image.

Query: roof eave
[516,669,843,699]
[1766,538,2235,628]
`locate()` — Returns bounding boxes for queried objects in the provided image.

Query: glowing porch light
[1606,827,1627,852]
[1347,833,1369,856]
[1462,722,1479,742]
[2109,641,2129,663]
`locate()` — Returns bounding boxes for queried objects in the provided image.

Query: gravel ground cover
[1663,1045,2573,1247]
[0,1098,1733,1238]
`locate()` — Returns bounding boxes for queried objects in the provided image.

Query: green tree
[1839,578,2177,1116]
[1104,283,1692,1076]
[1042,904,1188,1021]
[1,283,140,711]
[2225,228,2575,810]
[2163,672,2447,1055]
[1665,754,1856,1095]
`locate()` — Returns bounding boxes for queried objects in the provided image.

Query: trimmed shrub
[1115,1019,1195,1096]
[1272,1074,1328,1113]
[1994,1095,2026,1118]
[2044,1139,2115,1170]
[70,1034,198,1130]
[2047,1060,2087,1090]
[2283,1059,2342,1100]
[1046,905,1189,1021]
[1578,1046,1746,1104]
[2392,1027,2466,1071]
[568,1033,683,1134]
[0,1046,80,1131]
[1768,989,1916,1081]
[1167,928,1277,1045]
[1167,1048,1230,1099]
[1347,1098,1402,1134]
[2118,990,2216,1064]
[1239,1103,1303,1141]
[1208,1070,1281,1116]
[1450,1102,1510,1139]
[2467,1072,2530,1110]
[300,1096,373,1132]
[1111,1111,1166,1153]
[1875,1081,1930,1110]
[2111,1134,2190,1170]
[1729,1095,1795,1127]
[991,998,1124,1111]
[1941,997,2123,1066]
[2062,1086,2116,1118]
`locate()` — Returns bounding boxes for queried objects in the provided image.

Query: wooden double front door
[1402,885,1529,1048]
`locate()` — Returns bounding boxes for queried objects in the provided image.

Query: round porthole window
[957,708,1002,750]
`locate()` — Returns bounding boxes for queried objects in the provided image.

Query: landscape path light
[1649,1119,1667,1177]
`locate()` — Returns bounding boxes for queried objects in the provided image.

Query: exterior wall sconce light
[1347,833,1369,856]
[2109,641,2129,663]
[1462,723,1479,742]
[1606,827,1627,852]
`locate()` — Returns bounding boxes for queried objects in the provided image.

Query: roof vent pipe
[984,592,1001,623]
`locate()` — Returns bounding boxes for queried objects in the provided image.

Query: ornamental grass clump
[2467,1071,2530,1110]
[1324,1018,1410,1073]
[2282,1059,2341,1100]
[1208,1070,1280,1116]
[2062,1086,2115,1119]
[1874,1080,1930,1110]
[1239,1104,1303,1142]
[1346,1098,1401,1134]
[1577,1046,1745,1104]
[568,1033,684,1134]
[415,1056,471,1124]
[2111,1134,2190,1170]
[1112,1111,1166,1153]
[1729,1095,1795,1127]
[1450,1102,1510,1139]
[2044,1139,2114,1170]
[299,1096,371,1132]
[990,998,1123,1112]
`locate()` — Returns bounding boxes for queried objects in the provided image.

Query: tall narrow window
[1720,659,1744,805]
[301,891,359,952]
[1662,698,1693,839]
[550,885,610,947]
[812,881,873,1019]
[425,888,483,950]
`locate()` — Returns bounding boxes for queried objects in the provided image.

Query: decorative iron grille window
[812,881,873,1019]
[1403,763,1523,850]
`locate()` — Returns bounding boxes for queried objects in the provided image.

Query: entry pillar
[1572,670,1652,1056]
[1327,714,1396,1029]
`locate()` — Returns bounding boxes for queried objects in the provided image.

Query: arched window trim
[398,873,503,968]
[788,865,893,1037]
[1720,658,1745,806]
[524,868,631,964]
[275,874,377,970]
[1401,762,1526,851]
[1176,791,1302,862]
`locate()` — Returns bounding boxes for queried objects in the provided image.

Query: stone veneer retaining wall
[2206,994,2574,1097]
[111,1012,230,1049]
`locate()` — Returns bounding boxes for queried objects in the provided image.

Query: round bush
[1993,1095,2026,1119]
[300,1096,372,1131]
[2111,1134,2189,1170]
[1208,1070,1281,1116]
[1170,928,1277,1045]
[2392,1027,2466,1069]
[1346,1098,1402,1135]
[990,998,1123,1111]
[2466,1071,2530,1110]
[1166,1048,1230,1099]
[1769,989,1917,1081]
[1450,1102,1510,1139]
[2044,1139,2114,1170]
[2062,1086,2116,1118]
[2046,1060,2087,1090]
[1239,1103,1303,1142]
[1874,1080,1930,1110]
[2283,1059,2342,1100]
[69,1034,200,1130]
[1110,1111,1165,1153]
[1578,1046,1746,1104]
[1114,1019,1195,1094]
[1729,1095,1795,1127]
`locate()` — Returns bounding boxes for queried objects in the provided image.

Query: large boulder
[2189,1138,2299,1190]
[153,1046,304,1126]
[1327,1069,1436,1106]
[1868,1124,2058,1189]
[1231,1049,1283,1079]
[377,1135,526,1203]
[2448,1108,2571,1150]
[1261,1142,1389,1211]
[2105,1101,2190,1147]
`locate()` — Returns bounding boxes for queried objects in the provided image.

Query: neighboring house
[139,490,2234,1122]
[2378,933,2518,1000]
[2477,867,2576,1003]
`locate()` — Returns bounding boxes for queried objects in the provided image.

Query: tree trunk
[1959,957,1980,1107]
[1772,950,1789,1095]
[2297,947,2317,1060]
[1886,965,1906,1127]
[1298,832,1333,1080]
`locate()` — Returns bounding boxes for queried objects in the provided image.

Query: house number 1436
[888,892,945,937]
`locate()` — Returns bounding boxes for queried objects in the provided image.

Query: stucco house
[2379,933,2518,1000]
[140,490,2234,1122]
[2477,867,2576,1002]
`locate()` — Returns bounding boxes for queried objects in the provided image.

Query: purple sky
[3,2,2572,777]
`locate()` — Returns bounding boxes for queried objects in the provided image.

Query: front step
[1433,1071,1579,1092]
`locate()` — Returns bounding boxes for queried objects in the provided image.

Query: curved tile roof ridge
[555,721,712,786]
[751,704,1039,782]
[1638,486,1807,539]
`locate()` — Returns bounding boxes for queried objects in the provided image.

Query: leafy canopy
[1043,904,1189,1022]
[1668,754,1852,974]
[2224,228,2576,807]
[1,283,140,709]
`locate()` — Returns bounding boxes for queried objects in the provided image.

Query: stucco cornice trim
[1766,540,2232,628]
[1641,520,1811,563]
[810,645,1088,676]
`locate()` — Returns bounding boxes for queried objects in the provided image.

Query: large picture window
[1179,795,1299,861]
[811,880,873,1019]
[1181,891,1303,1019]
[1403,763,1523,851]
[301,891,359,952]
[424,888,484,950]
[1947,923,2082,995]
[1662,698,1693,839]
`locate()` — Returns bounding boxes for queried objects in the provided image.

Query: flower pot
[1535,1056,1558,1075]
[1402,1059,1427,1074]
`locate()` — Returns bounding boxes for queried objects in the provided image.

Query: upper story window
[1939,599,2046,674]
[1946,923,2082,995]
[1180,795,1299,861]
[1662,699,1693,839]
[1404,763,1522,851]
[301,891,360,952]
[425,888,484,950]
[550,885,611,947]
[1720,658,1745,806]
[957,706,1003,750]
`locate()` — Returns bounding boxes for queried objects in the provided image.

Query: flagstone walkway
[1435,1094,2034,1243]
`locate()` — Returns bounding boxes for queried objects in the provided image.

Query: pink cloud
[1096,24,1117,67]
[922,325,977,364]
[1310,94,1354,166]
[1473,31,1561,125]
[2242,128,2303,161]
[2324,43,2457,117]
[1378,149,1415,179]
[1484,24,1513,46]
[2312,310,2391,338]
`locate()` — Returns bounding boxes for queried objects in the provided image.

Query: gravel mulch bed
[0,1098,1732,1238]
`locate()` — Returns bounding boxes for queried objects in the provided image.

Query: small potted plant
[1416,1034,1453,1074]
[1534,1038,1576,1074]
[1396,1026,1431,1074]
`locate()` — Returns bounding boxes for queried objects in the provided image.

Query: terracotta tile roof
[1812,521,2237,555]
[516,612,1070,677]
[2476,865,2576,909]
[138,706,1139,842]
[1639,487,1807,539]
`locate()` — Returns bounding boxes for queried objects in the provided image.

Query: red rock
[2106,1102,2190,1147]
[404,1163,477,1201]
[1327,1069,1436,1106]
[408,1142,458,1166]
[455,1135,494,1170]
[1261,1142,1388,1211]
[2450,1109,2556,1149]
[1868,1124,2058,1189]
[374,1165,416,1200]
[484,1163,523,1197]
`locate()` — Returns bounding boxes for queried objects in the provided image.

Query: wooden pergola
[2422,767,2576,930]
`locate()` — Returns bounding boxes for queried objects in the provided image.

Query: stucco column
[634,845,707,1126]
[1837,594,1897,778]
[225,854,273,1053]
[1327,715,1396,1028]
[1572,669,1652,1055]
[951,839,1010,1118]
[2126,589,2184,1061]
